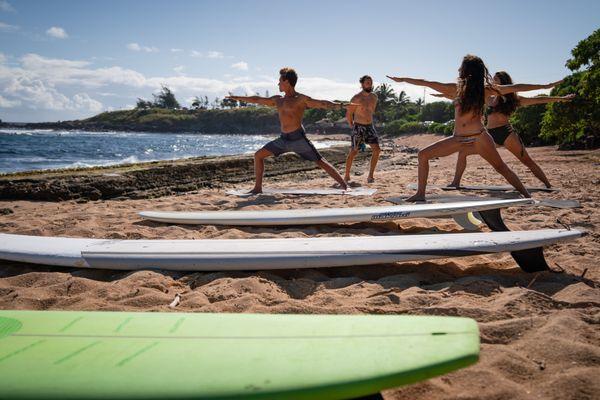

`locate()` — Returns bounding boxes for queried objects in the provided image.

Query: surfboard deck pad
[0,311,480,400]
[227,187,377,197]
[406,183,559,193]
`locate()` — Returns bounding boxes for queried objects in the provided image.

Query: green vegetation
[540,29,599,149]
[84,107,279,134]
[510,29,599,149]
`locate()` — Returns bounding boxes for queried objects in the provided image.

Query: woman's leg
[448,149,475,187]
[406,136,464,202]
[503,132,552,188]
[475,133,531,197]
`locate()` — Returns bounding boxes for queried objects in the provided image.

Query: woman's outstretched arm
[492,79,563,95]
[387,76,456,96]
[518,94,575,106]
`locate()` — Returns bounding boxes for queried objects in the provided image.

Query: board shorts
[351,123,379,149]
[263,127,322,162]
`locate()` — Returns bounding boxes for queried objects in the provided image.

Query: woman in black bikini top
[448,70,575,189]
[387,55,560,202]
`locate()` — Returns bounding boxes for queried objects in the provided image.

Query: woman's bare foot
[248,187,262,194]
[367,177,375,183]
[446,182,460,188]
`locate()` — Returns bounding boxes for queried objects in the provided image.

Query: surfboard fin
[477,209,550,273]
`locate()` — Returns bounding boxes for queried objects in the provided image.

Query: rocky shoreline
[0,146,372,202]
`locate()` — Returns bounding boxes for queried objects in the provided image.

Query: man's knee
[254,148,270,160]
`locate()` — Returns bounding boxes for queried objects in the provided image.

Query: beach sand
[0,133,598,399]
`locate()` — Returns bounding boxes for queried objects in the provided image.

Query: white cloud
[0,52,5,64]
[207,51,224,59]
[170,48,183,53]
[0,1,15,12]
[126,42,158,53]
[46,26,68,39]
[3,53,430,118]
[72,93,103,112]
[0,94,20,107]
[0,21,18,31]
[231,61,249,71]
[189,50,203,58]
[173,65,185,74]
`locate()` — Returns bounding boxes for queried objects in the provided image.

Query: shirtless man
[227,67,353,194]
[344,75,380,184]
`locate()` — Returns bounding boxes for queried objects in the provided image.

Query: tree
[221,93,238,109]
[374,83,396,122]
[396,90,410,106]
[541,28,599,149]
[153,86,181,109]
[191,96,204,110]
[135,98,153,109]
[510,100,549,145]
[420,101,454,123]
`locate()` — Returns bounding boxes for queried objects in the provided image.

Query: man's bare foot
[249,187,262,194]
[405,193,426,202]
[446,182,460,188]
[344,176,351,184]
[367,177,375,183]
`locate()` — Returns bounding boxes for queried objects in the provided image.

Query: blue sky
[0,0,598,122]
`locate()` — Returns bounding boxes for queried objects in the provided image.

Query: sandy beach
[0,133,598,399]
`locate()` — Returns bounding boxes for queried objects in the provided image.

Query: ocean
[0,129,346,174]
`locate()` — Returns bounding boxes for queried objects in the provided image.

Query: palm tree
[191,96,202,110]
[374,83,396,122]
[396,90,410,105]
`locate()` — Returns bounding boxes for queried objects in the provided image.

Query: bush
[420,101,454,123]
[383,120,426,136]
[510,103,549,146]
[540,29,600,149]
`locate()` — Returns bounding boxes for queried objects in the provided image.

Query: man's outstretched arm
[226,95,280,107]
[305,96,346,110]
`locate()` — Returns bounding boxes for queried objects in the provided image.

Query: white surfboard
[386,195,580,210]
[406,183,559,193]
[0,230,581,271]
[139,198,533,226]
[226,187,377,197]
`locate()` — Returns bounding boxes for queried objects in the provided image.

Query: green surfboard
[0,311,479,399]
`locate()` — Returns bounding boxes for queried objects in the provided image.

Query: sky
[0,0,598,122]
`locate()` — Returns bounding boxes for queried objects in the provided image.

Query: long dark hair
[456,55,496,116]
[490,71,520,115]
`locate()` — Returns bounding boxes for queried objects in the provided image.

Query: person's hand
[545,79,564,88]
[337,102,360,109]
[386,75,405,83]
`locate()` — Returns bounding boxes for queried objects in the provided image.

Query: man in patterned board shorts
[228,68,357,194]
[344,75,381,184]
